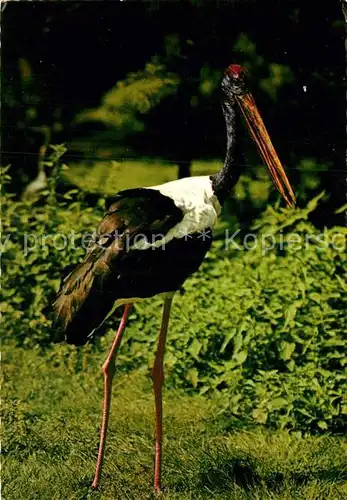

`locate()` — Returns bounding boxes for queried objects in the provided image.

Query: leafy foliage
[2,163,346,433]
[74,61,180,136]
[121,193,346,433]
[233,34,294,102]
[1,161,104,348]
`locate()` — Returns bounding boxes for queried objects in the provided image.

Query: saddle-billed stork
[53,64,296,493]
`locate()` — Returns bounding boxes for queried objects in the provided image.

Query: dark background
[2,0,346,225]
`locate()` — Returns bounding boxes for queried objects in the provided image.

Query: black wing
[52,188,183,345]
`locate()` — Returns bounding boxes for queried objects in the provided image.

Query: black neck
[210,97,242,204]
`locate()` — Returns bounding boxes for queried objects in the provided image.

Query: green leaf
[220,328,236,353]
[234,350,248,365]
[284,304,298,328]
[280,342,296,361]
[308,293,321,304]
[307,191,325,212]
[252,408,268,424]
[268,398,288,410]
[189,338,202,360]
[233,331,243,355]
[187,368,199,388]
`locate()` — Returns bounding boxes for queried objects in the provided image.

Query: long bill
[236,92,296,207]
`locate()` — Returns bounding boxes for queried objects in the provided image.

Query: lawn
[3,344,347,500]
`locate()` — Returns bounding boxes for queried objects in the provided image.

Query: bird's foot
[91,479,99,490]
[154,486,163,495]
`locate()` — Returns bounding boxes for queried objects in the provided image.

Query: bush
[121,194,346,433]
[2,160,346,433]
[1,160,103,347]
[74,61,180,136]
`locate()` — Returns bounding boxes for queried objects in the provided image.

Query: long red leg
[91,303,132,489]
[151,297,173,493]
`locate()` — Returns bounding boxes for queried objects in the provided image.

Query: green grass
[3,345,347,500]
[64,159,222,194]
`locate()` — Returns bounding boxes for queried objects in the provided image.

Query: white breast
[131,176,221,250]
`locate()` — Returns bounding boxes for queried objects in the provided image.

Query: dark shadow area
[195,455,347,495]
[199,455,260,491]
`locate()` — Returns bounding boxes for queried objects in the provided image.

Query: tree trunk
[177,161,191,179]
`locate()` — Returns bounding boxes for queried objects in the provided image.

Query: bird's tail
[52,253,116,346]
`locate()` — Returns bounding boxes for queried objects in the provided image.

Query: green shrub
[74,61,179,136]
[1,160,103,347]
[2,159,346,433]
[120,194,346,433]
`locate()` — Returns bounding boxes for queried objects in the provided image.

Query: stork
[52,64,296,493]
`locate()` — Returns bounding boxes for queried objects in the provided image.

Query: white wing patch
[131,176,221,250]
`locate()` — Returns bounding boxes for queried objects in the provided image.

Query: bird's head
[222,63,296,208]
[221,64,249,97]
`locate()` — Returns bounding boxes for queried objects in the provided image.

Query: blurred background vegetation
[2,0,345,227]
[2,2,347,497]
